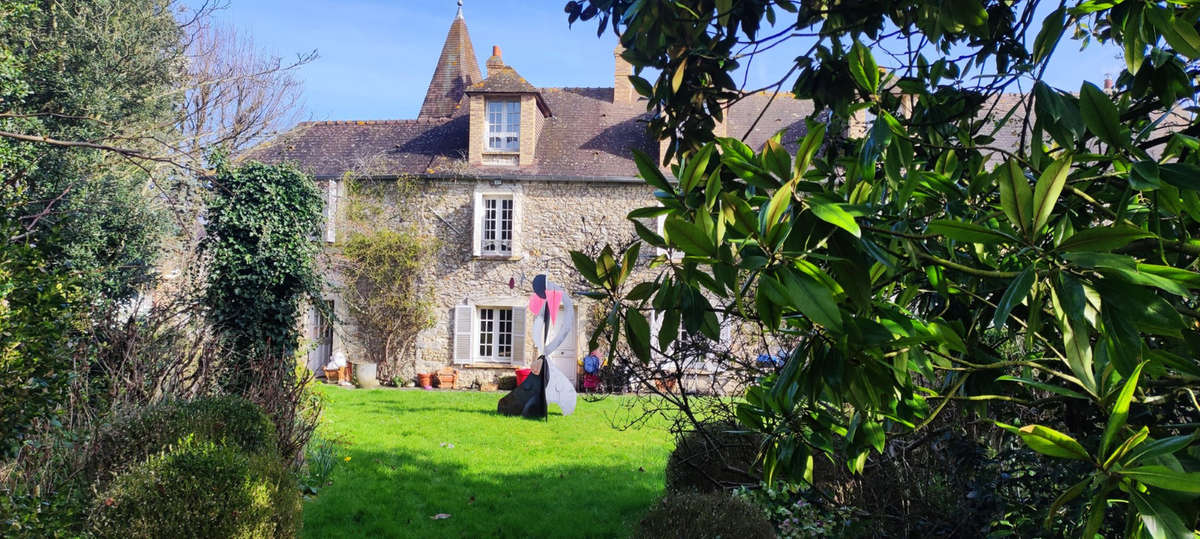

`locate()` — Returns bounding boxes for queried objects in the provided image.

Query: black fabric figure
[496,356,548,419]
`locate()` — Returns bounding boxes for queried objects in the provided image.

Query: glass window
[486,99,520,152]
[478,307,514,361]
[480,195,514,255]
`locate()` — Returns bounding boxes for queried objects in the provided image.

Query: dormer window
[486,99,520,152]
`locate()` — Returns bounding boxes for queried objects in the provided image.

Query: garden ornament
[497,274,578,418]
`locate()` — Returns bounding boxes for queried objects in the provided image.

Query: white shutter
[510,306,526,365]
[325,180,337,243]
[453,305,474,364]
[511,193,523,258]
[471,191,483,257]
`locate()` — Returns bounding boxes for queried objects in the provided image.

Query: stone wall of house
[396,177,656,388]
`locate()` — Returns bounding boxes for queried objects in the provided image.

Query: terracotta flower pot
[436,373,456,389]
[417,373,433,389]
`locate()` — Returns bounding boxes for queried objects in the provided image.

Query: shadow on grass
[302,447,658,538]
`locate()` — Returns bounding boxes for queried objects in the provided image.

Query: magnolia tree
[567,0,1200,535]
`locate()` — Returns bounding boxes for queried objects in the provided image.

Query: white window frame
[476,306,515,362]
[472,184,523,258]
[453,299,527,365]
[486,99,521,152]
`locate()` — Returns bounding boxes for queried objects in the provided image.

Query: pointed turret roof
[418,4,482,120]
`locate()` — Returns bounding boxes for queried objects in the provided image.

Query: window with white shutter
[477,307,515,362]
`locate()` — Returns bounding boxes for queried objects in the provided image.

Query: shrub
[88,437,300,538]
[636,491,775,539]
[665,421,761,493]
[735,482,861,538]
[85,396,277,484]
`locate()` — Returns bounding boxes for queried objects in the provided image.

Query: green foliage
[300,431,347,496]
[734,482,860,538]
[339,219,437,380]
[569,0,1200,534]
[0,232,76,458]
[86,395,278,484]
[635,491,776,539]
[89,437,300,539]
[665,420,761,493]
[202,159,324,389]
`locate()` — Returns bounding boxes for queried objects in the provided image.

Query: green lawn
[301,387,673,538]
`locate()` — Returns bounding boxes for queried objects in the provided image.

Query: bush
[636,491,775,539]
[85,396,277,483]
[735,482,861,538]
[89,437,300,538]
[665,421,761,493]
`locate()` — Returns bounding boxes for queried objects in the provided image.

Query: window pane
[498,309,513,358]
[478,308,494,358]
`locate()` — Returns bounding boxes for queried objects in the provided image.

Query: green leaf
[1101,361,1145,458]
[1125,432,1200,465]
[1032,7,1066,63]
[1043,477,1091,530]
[624,308,651,363]
[998,423,1092,461]
[927,219,1014,244]
[670,60,686,92]
[570,250,601,287]
[794,120,826,176]
[1032,155,1073,234]
[658,308,680,351]
[996,376,1089,400]
[664,217,716,257]
[992,266,1036,329]
[999,159,1034,235]
[808,197,861,237]
[1079,82,1124,147]
[1056,224,1154,252]
[633,149,673,193]
[1130,160,1161,190]
[761,183,793,237]
[1159,163,1200,191]
[1123,466,1200,494]
[1129,489,1191,539]
[848,40,878,94]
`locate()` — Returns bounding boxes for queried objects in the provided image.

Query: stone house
[249,5,815,388]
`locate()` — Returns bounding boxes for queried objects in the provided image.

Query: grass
[301,386,673,538]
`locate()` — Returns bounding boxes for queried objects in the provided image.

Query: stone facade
[405,177,652,387]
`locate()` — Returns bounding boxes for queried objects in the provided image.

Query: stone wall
[383,177,655,387]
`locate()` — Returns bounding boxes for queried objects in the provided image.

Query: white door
[548,323,577,386]
[308,302,333,374]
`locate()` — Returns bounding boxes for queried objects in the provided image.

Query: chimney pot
[486,45,504,77]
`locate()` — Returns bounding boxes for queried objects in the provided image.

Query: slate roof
[417,13,482,120]
[247,89,816,181]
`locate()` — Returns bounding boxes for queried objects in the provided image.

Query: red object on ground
[515,368,532,386]
[583,374,600,391]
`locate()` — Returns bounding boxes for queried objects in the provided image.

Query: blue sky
[195,1,1124,123]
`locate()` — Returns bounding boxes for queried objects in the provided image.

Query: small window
[480,195,514,255]
[486,99,521,152]
[478,307,514,362]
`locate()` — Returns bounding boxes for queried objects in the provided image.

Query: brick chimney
[486,46,504,78]
[613,45,635,105]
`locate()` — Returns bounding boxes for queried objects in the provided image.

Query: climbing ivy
[201,158,324,390]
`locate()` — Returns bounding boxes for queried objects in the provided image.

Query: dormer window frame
[485,98,521,153]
